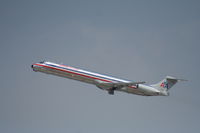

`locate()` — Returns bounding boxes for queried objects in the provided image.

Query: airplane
[31,61,186,96]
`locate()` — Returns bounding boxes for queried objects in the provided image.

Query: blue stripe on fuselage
[45,64,127,83]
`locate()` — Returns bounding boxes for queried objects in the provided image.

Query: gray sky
[0,0,200,133]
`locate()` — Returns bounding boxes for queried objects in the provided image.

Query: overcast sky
[0,0,200,133]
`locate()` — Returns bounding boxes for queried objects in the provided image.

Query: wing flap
[95,80,145,89]
[104,81,145,88]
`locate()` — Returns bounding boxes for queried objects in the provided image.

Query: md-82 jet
[31,61,186,96]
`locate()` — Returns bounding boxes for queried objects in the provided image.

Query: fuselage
[31,61,164,96]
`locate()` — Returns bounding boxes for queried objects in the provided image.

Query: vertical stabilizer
[151,76,186,91]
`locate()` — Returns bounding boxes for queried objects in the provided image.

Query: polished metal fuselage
[32,62,165,96]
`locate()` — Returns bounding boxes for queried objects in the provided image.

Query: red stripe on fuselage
[33,63,137,89]
[34,64,113,83]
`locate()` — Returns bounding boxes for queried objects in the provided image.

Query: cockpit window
[39,61,45,64]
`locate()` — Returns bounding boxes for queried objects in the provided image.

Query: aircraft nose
[31,64,37,72]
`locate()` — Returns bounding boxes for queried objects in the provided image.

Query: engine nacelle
[138,84,160,96]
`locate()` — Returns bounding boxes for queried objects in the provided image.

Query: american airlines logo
[160,81,168,89]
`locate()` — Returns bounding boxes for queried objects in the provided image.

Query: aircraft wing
[95,80,145,89]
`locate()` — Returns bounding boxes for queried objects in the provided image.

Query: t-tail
[151,76,187,96]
